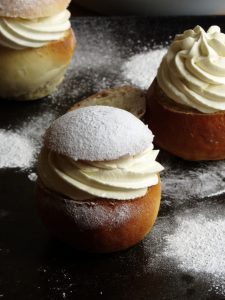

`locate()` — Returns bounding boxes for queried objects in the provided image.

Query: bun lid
[44,106,153,162]
[0,0,71,19]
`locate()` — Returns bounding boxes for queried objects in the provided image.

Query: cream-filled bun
[36,106,164,253]
[147,25,225,160]
[0,0,75,101]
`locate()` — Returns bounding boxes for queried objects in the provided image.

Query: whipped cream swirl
[38,145,163,201]
[157,25,225,113]
[0,10,71,50]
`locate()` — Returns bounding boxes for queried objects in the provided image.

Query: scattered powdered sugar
[140,201,225,297]
[21,112,56,149]
[0,130,34,169]
[159,152,225,203]
[164,215,225,276]
[121,48,167,89]
[28,172,38,182]
[37,266,74,297]
[0,112,56,171]
[162,210,225,296]
[49,22,124,106]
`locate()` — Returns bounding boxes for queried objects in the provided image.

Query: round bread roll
[146,79,225,161]
[0,30,75,101]
[36,106,163,253]
[36,178,161,253]
[0,0,75,101]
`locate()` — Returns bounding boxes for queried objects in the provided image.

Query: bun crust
[146,79,225,161]
[69,86,146,119]
[0,29,76,101]
[0,0,71,18]
[36,177,161,253]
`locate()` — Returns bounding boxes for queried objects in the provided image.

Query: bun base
[0,29,76,101]
[36,178,161,253]
[146,79,225,161]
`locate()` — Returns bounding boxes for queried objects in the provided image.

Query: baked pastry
[69,85,146,119]
[0,0,76,101]
[36,106,163,253]
[147,25,225,160]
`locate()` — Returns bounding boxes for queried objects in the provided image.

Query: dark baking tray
[0,16,225,300]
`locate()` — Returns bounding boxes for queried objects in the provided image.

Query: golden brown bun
[0,29,76,101]
[69,86,146,119]
[146,79,225,161]
[0,0,71,19]
[36,177,161,253]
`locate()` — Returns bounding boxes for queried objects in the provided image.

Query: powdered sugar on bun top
[0,0,70,19]
[44,106,153,162]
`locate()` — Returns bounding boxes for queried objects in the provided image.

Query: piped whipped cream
[0,10,71,50]
[157,25,225,113]
[38,145,163,201]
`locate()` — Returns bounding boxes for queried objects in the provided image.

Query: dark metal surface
[0,17,225,300]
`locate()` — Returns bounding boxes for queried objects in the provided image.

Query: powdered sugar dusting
[0,131,34,169]
[49,21,168,107]
[43,192,133,230]
[159,151,225,204]
[45,106,152,161]
[0,0,70,18]
[162,207,225,296]
[28,172,38,182]
[140,201,225,297]
[0,111,55,170]
[122,48,167,89]
[69,201,133,230]
[164,216,225,276]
